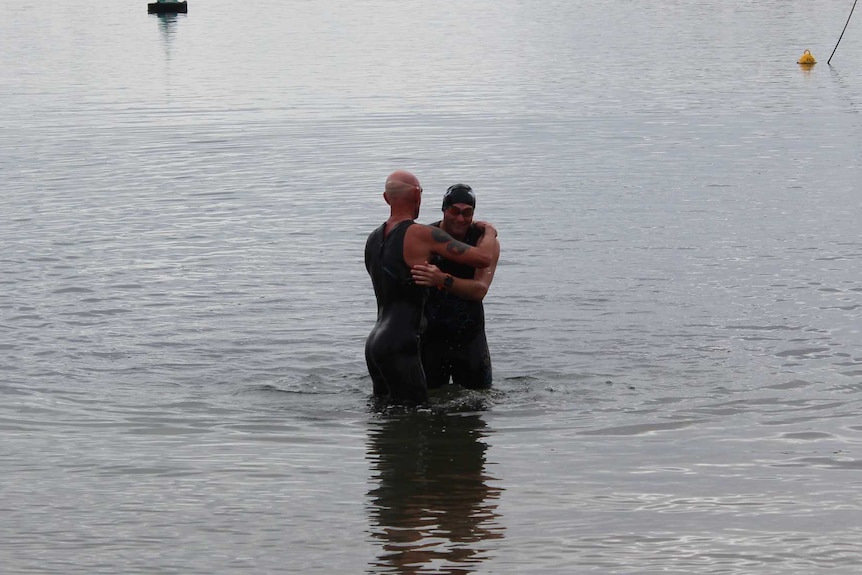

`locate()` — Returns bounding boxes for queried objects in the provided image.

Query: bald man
[364,170,497,404]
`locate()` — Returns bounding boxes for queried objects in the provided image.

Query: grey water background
[2,0,862,573]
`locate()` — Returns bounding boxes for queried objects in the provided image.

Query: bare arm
[411,235,500,300]
[404,224,492,269]
[411,222,500,299]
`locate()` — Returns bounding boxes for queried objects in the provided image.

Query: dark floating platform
[148,1,187,14]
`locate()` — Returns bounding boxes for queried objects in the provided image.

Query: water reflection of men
[366,412,504,574]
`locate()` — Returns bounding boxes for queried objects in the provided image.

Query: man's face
[442,203,474,236]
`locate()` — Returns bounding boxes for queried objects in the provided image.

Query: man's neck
[386,209,415,230]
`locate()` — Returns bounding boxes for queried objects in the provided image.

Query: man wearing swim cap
[365,172,498,404]
[410,184,501,390]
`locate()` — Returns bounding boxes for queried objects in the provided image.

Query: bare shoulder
[407,223,450,243]
[404,222,438,239]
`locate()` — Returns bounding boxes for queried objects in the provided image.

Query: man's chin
[451,224,470,237]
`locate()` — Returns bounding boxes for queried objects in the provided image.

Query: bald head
[382,170,422,219]
[385,170,421,198]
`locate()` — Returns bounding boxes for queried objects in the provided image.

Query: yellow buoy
[797,49,816,65]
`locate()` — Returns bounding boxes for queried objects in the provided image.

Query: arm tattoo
[430,228,450,243]
[430,227,469,256]
[446,241,468,255]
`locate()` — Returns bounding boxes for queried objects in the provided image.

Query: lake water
[2,0,862,573]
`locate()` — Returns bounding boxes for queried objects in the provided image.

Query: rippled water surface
[2,0,862,573]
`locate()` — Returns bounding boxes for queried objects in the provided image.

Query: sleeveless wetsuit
[421,222,492,390]
[365,220,429,404]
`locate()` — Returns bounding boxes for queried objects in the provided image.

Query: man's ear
[383,192,391,206]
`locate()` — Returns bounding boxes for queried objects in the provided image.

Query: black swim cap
[442,184,476,211]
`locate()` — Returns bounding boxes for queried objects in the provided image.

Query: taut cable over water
[828,0,859,64]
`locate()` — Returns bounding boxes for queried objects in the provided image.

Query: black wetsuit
[421,222,492,390]
[364,220,429,404]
